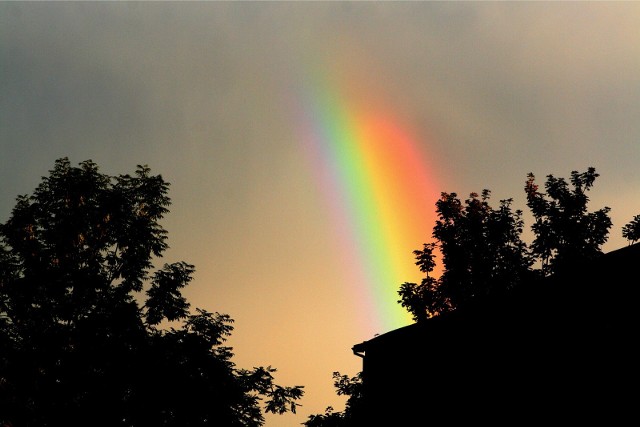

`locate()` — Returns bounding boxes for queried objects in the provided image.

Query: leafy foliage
[398,243,443,322]
[397,168,614,322]
[399,190,533,320]
[525,167,612,276]
[622,214,640,244]
[0,158,303,427]
[303,372,363,427]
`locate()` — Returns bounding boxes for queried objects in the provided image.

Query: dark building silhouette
[351,243,639,425]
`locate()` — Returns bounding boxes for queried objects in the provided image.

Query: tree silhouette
[303,372,363,427]
[622,214,640,244]
[398,243,442,322]
[399,190,533,321]
[525,167,612,276]
[397,168,613,322]
[0,158,303,427]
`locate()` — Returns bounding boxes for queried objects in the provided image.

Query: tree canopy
[396,167,616,322]
[303,372,363,427]
[0,158,303,427]
[399,190,534,320]
[525,167,612,276]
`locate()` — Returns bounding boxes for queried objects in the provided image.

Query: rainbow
[294,64,441,334]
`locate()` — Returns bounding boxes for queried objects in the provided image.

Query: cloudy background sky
[2,2,640,425]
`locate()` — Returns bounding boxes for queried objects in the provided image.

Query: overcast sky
[3,2,640,425]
